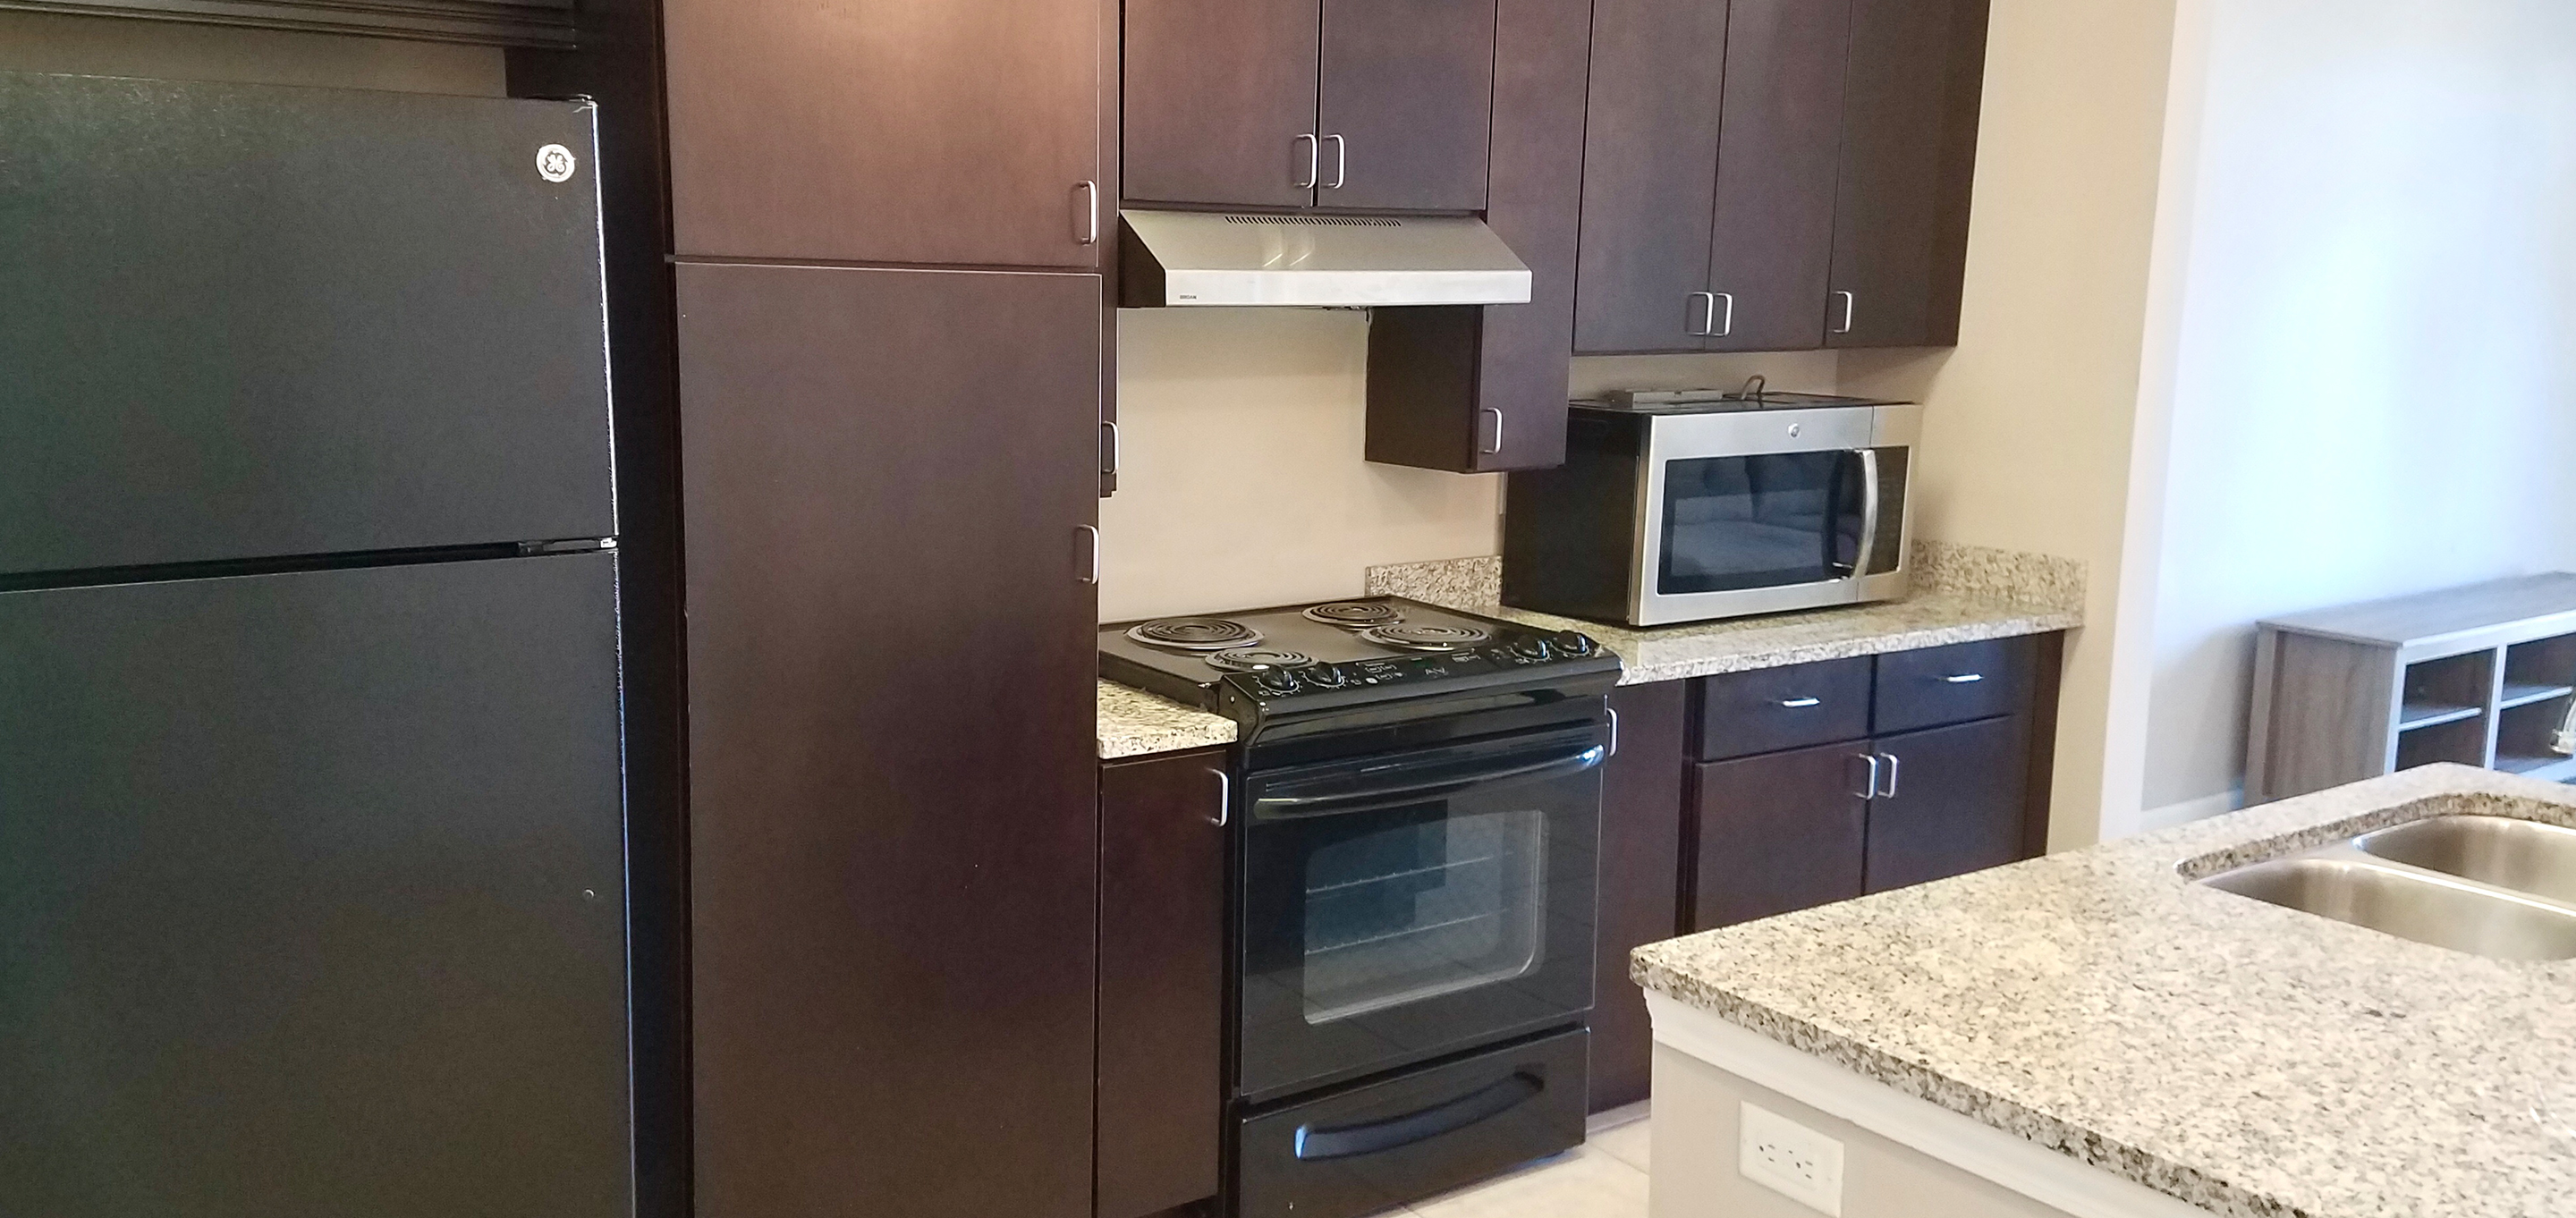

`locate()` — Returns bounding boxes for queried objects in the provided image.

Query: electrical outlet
[1740,1101,1844,1215]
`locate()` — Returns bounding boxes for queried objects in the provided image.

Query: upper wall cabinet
[662,0,1104,267]
[1124,0,1498,213]
[1575,0,1989,354]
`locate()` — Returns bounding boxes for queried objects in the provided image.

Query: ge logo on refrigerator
[536,143,578,183]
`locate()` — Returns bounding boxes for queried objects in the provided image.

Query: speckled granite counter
[1634,764,2576,1218]
[1098,680,1234,761]
[1367,541,2085,686]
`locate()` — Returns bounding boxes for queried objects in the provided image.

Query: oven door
[1631,405,1917,625]
[1237,722,1604,1103]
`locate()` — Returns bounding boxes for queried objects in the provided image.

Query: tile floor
[1382,1105,1651,1218]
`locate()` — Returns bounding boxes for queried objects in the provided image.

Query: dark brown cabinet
[1691,743,1871,928]
[1361,0,1593,475]
[1826,0,1990,348]
[1589,681,1689,1113]
[1574,0,1991,354]
[676,262,1103,1218]
[663,0,1104,267]
[1864,715,2029,892]
[1684,635,2060,933]
[1580,0,1852,353]
[1124,0,1497,212]
[1097,749,1231,1218]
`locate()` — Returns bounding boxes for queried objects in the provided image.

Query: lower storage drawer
[1235,1028,1589,1218]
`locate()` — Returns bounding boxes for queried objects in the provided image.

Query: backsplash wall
[1100,308,1844,622]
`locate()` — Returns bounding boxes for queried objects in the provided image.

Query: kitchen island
[1633,763,2576,1218]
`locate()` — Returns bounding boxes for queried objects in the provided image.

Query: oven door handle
[1251,737,1606,820]
[1850,446,1884,579]
[1293,1070,1545,1162]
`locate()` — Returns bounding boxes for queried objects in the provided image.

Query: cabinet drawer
[1693,657,1873,761]
[1873,637,2034,734]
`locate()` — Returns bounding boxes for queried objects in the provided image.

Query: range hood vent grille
[1120,209,1532,309]
[1222,214,1402,227]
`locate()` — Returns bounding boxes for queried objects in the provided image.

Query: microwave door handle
[1851,447,1884,578]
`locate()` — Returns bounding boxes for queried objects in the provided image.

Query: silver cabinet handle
[1686,292,1717,336]
[1877,751,1902,798]
[1779,698,1822,709]
[1100,419,1122,478]
[1479,407,1504,456]
[1294,134,1319,190]
[1074,180,1099,246]
[1944,672,1986,684]
[1852,753,1881,799]
[1075,525,1100,585]
[1209,769,1231,827]
[1834,290,1858,334]
[1714,292,1735,337]
[1325,134,1347,190]
[1606,708,1621,758]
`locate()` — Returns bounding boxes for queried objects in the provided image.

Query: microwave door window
[1301,806,1548,1026]
[1658,453,1865,595]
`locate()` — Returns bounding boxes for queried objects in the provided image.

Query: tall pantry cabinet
[659,2,1114,1216]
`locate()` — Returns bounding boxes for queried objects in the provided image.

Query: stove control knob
[1255,668,1302,695]
[1553,631,1599,658]
[1510,637,1554,661]
[1304,665,1350,689]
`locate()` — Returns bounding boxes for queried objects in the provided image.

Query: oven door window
[1658,451,1864,595]
[1302,807,1546,1025]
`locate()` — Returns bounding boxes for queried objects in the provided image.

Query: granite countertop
[1633,764,2576,1218]
[1097,542,2087,758]
[1097,679,1235,761]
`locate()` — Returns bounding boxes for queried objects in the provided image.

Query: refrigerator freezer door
[0,72,615,576]
[0,553,629,1217]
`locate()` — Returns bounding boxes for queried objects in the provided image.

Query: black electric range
[1101,596,1623,1218]
[1099,596,1623,741]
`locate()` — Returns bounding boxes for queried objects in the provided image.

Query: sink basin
[2354,815,2576,906]
[2202,856,2576,960]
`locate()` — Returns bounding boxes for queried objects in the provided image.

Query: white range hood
[1118,209,1533,309]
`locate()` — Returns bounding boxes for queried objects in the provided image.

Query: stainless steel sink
[2199,815,2576,960]
[2354,815,2576,906]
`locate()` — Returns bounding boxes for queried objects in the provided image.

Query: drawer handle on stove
[1780,697,1822,709]
[1209,769,1230,828]
[1293,1070,1544,1162]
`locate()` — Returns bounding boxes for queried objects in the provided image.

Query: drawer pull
[1943,673,1986,684]
[1779,698,1823,709]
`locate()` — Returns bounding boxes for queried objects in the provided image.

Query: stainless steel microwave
[1502,393,1919,627]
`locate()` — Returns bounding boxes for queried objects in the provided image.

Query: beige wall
[1103,307,1847,622]
[0,10,504,94]
[1843,0,2186,849]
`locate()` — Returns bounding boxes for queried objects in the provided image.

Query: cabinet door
[1826,0,1989,347]
[665,0,1101,266]
[1590,681,1690,1112]
[1097,751,1231,1218]
[1703,0,1853,352]
[1123,0,1322,208]
[677,264,1102,1218]
[1690,743,1870,930]
[1316,0,1499,212]
[1864,716,2029,894]
[1574,0,1730,353]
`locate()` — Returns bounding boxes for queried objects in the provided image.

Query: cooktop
[1100,596,1620,731]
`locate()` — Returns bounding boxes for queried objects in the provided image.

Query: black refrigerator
[0,73,631,1217]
